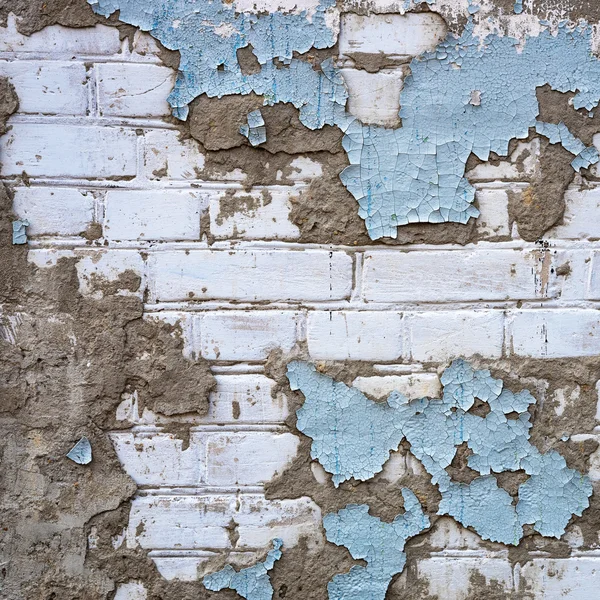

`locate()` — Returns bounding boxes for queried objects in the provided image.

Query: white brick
[12,187,95,236]
[205,432,299,485]
[550,249,589,301]
[550,187,600,239]
[426,517,486,551]
[209,188,300,240]
[466,139,539,182]
[407,311,504,361]
[587,251,600,300]
[352,373,441,399]
[0,18,121,55]
[0,60,88,115]
[414,557,514,600]
[143,129,206,180]
[206,375,288,423]
[110,430,205,487]
[0,124,137,178]
[474,187,510,239]
[104,189,205,241]
[511,309,600,358]
[341,68,403,127]
[234,495,322,549]
[76,250,145,299]
[149,250,352,302]
[363,250,549,303]
[339,13,447,57]
[520,558,600,599]
[128,494,321,550]
[307,310,403,361]
[114,582,147,600]
[199,311,298,361]
[97,63,175,117]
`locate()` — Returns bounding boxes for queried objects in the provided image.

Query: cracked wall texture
[2,0,600,599]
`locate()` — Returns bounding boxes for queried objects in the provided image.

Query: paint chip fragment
[203,539,283,600]
[240,110,267,146]
[12,219,29,244]
[287,359,593,543]
[66,437,92,465]
[323,489,429,600]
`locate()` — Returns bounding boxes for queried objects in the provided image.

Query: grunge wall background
[1,1,600,598]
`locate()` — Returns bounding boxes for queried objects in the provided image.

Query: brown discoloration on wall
[0,79,216,597]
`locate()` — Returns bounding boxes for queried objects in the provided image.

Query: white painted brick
[414,557,514,600]
[0,17,121,55]
[407,311,504,361]
[0,124,137,178]
[149,250,352,302]
[142,129,206,180]
[549,249,589,301]
[426,517,486,550]
[550,187,600,239]
[363,250,550,303]
[341,68,403,127]
[352,373,441,399]
[209,188,300,240]
[0,60,88,115]
[285,156,323,182]
[97,63,175,117]
[104,189,205,241]
[510,309,600,358]
[466,139,539,181]
[110,430,205,487]
[307,310,403,361]
[114,582,147,600]
[199,311,299,361]
[205,375,288,423]
[12,187,95,236]
[520,558,600,599]
[76,250,146,299]
[128,494,236,550]
[339,13,447,57]
[205,432,299,485]
[474,187,510,239]
[587,251,600,300]
[234,495,322,549]
[128,494,322,550]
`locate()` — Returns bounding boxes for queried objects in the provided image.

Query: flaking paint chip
[12,219,29,245]
[67,437,92,465]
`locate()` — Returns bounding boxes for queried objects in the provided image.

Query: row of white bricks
[32,243,600,302]
[10,180,600,243]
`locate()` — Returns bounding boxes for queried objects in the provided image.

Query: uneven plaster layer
[287,360,592,546]
[88,0,600,240]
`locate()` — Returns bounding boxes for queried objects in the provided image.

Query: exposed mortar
[0,77,216,598]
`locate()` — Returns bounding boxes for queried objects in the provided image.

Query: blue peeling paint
[87,1,600,240]
[288,359,593,544]
[241,109,267,146]
[12,219,29,244]
[323,489,429,600]
[514,0,524,15]
[203,539,283,600]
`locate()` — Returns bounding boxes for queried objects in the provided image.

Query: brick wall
[2,10,600,599]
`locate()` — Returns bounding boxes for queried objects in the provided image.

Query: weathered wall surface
[1,1,600,599]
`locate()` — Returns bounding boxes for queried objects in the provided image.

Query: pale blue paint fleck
[66,436,92,465]
[241,109,267,146]
[323,489,429,600]
[288,359,593,543]
[203,539,283,600]
[12,219,29,244]
[514,0,524,14]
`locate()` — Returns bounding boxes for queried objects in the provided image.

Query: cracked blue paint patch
[287,359,593,544]
[323,489,429,600]
[240,110,267,147]
[87,1,600,240]
[12,219,28,244]
[203,539,283,600]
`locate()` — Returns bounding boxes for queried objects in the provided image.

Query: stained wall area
[1,0,600,599]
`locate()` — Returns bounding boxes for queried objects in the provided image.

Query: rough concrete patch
[0,78,18,137]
